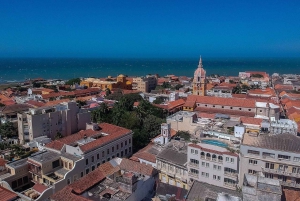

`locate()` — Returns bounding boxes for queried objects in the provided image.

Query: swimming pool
[201,139,228,148]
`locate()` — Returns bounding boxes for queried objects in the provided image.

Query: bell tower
[193,56,206,96]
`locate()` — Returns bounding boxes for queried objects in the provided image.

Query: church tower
[193,56,206,96]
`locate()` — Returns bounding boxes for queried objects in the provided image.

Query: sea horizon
[0,57,299,83]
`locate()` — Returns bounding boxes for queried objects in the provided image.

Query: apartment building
[132,75,157,93]
[0,122,133,201]
[239,133,300,189]
[156,141,188,190]
[187,143,239,190]
[18,101,91,143]
[51,158,157,201]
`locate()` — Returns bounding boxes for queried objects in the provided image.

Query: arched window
[206,153,211,158]
[201,152,205,156]
[218,156,223,161]
[212,154,216,161]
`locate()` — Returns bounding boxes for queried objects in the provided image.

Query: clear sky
[1,0,300,58]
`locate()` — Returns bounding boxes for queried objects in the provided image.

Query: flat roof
[29,151,61,164]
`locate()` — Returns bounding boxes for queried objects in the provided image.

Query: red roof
[186,95,256,108]
[0,186,18,201]
[155,99,185,111]
[240,117,262,126]
[26,100,45,108]
[33,183,48,193]
[45,123,131,153]
[0,158,6,166]
[275,84,294,90]
[120,158,156,176]
[198,112,215,119]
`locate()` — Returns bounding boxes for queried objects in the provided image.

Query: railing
[262,167,300,178]
[224,171,238,178]
[188,172,199,178]
[188,162,199,168]
[224,182,236,189]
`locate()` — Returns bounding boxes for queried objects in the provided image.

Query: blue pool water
[201,139,228,148]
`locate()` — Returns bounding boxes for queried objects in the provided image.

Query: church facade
[193,57,206,96]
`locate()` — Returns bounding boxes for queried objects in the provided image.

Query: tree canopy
[66,78,81,85]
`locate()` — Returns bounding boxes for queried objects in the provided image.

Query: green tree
[162,81,171,88]
[55,132,63,140]
[174,84,184,90]
[175,131,191,141]
[105,88,111,96]
[66,78,81,85]
[0,122,17,138]
[91,103,111,123]
[153,97,165,104]
[142,114,164,139]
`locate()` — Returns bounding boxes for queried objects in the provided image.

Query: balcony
[188,162,199,168]
[262,167,300,178]
[224,171,238,178]
[188,172,199,178]
[224,182,236,189]
[281,181,300,188]
[29,168,42,176]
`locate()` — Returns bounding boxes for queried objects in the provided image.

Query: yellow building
[80,74,132,90]
[193,56,206,96]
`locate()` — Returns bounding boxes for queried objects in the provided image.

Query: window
[249,159,257,165]
[226,157,229,162]
[213,175,217,180]
[201,172,205,176]
[117,153,119,157]
[102,151,105,157]
[190,169,199,174]
[190,159,199,164]
[125,149,128,155]
[278,154,290,160]
[248,169,257,175]
[265,163,269,168]
[248,150,260,155]
[112,147,114,152]
[125,140,127,146]
[97,163,100,167]
[91,156,94,162]
[102,160,105,164]
[191,149,195,154]
[213,165,217,170]
[265,173,273,179]
[217,176,221,180]
[202,162,205,166]
[230,158,234,163]
[129,139,131,144]
[81,172,84,177]
[206,163,209,168]
[86,159,89,165]
[97,153,99,160]
[92,166,95,171]
[107,149,110,155]
[67,178,71,184]
[230,107,233,109]
[262,152,275,158]
[195,150,198,154]
[206,173,209,177]
[52,160,60,169]
[121,151,124,157]
[86,168,89,174]
[218,166,221,170]
[121,142,123,148]
[117,144,119,150]
[129,147,132,153]
[294,157,300,162]
[270,163,274,169]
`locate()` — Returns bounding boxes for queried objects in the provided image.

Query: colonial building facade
[193,57,206,96]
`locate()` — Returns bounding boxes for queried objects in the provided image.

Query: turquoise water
[0,57,300,83]
[202,139,228,148]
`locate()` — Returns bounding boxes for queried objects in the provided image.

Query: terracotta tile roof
[194,107,255,117]
[41,88,55,93]
[119,158,157,176]
[275,84,294,90]
[50,186,91,201]
[71,169,106,194]
[240,117,262,126]
[33,183,48,193]
[248,88,276,97]
[43,99,70,107]
[198,112,215,119]
[183,100,196,108]
[26,100,45,108]
[0,158,6,166]
[232,94,248,98]
[0,104,32,115]
[282,188,300,201]
[133,101,140,107]
[186,95,256,108]
[134,151,156,163]
[285,100,300,110]
[189,143,238,157]
[42,88,100,99]
[0,186,18,201]
[45,123,131,153]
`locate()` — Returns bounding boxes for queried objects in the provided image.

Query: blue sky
[0,0,300,58]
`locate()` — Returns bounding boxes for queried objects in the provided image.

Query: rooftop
[0,186,18,201]
[28,151,60,164]
[186,180,242,201]
[242,133,300,153]
[156,141,187,166]
[189,143,238,157]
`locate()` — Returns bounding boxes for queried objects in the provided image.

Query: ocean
[0,57,299,83]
